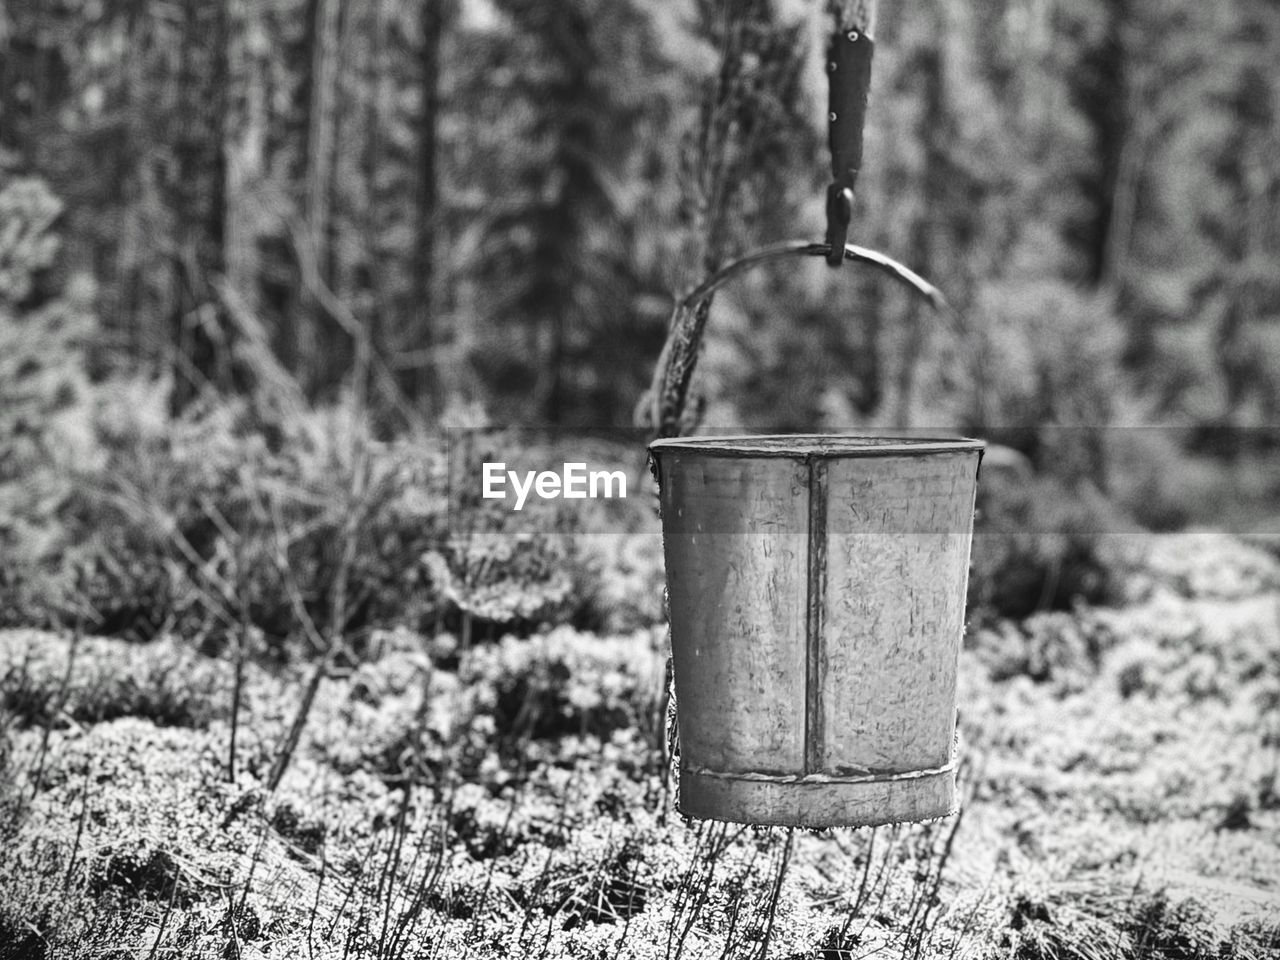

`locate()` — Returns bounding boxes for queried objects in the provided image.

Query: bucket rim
[648,434,985,459]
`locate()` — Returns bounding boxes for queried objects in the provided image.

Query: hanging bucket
[640,7,984,828]
[649,434,983,828]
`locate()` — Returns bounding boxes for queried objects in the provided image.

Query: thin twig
[30,622,82,798]
[62,757,92,891]
[146,865,181,960]
[756,829,795,960]
[227,531,250,783]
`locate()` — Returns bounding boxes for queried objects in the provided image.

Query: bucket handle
[639,240,948,438]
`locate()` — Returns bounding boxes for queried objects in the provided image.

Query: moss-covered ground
[2,533,1279,959]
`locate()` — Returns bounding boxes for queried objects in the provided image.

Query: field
[3,531,1280,959]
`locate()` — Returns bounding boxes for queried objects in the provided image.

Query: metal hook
[825,186,855,266]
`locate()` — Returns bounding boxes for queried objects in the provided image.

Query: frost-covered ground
[2,533,1279,959]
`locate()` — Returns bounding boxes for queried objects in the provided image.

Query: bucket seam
[683,755,958,785]
[804,456,828,776]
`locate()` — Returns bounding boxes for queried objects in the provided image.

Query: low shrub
[572,533,665,634]
[422,533,580,638]
[0,632,229,730]
[1105,428,1232,532]
[970,609,1116,693]
[1123,891,1222,959]
[1121,532,1280,602]
[0,840,102,960]
[79,404,460,653]
[460,627,665,745]
[1000,872,1251,960]
[969,471,1127,621]
[0,176,103,632]
[0,708,27,849]
[5,387,659,654]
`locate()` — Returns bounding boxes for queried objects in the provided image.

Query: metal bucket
[649,435,983,828]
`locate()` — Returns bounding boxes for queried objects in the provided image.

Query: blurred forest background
[5,0,1280,430]
[2,0,1280,637]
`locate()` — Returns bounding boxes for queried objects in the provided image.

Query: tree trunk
[1084,0,1130,287]
[224,0,268,315]
[892,4,945,427]
[170,0,231,409]
[414,0,451,411]
[302,0,343,393]
[361,0,388,390]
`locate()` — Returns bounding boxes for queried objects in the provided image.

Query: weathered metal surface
[679,763,955,830]
[656,450,810,775]
[650,435,982,828]
[820,452,976,776]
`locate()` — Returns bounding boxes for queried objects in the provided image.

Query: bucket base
[678,765,957,829]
